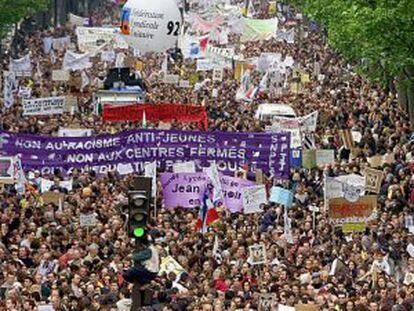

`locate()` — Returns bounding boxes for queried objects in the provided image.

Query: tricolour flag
[195,191,218,234]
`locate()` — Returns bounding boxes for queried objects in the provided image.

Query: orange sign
[328,195,377,224]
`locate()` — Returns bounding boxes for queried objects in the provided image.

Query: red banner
[102,103,208,129]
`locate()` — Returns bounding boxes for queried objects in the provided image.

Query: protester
[0,0,413,310]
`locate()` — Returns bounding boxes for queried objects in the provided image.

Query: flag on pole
[212,235,222,264]
[142,110,147,128]
[340,129,354,150]
[144,161,157,197]
[195,191,218,234]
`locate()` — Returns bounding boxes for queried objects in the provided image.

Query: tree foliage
[290,0,414,84]
[0,0,49,38]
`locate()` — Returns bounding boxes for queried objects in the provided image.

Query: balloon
[120,0,182,53]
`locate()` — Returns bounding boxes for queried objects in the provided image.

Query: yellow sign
[342,223,365,233]
[159,256,186,277]
[189,73,199,86]
[268,1,277,15]
[301,73,310,83]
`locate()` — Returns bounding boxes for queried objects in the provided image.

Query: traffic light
[128,177,152,239]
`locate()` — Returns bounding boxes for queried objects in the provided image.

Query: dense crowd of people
[0,0,414,310]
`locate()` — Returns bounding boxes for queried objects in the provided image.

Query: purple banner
[220,175,255,213]
[0,129,290,178]
[160,173,210,209]
[160,173,256,212]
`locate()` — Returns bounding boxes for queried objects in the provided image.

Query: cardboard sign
[302,150,316,169]
[340,129,354,150]
[295,304,320,311]
[248,243,267,265]
[64,96,78,113]
[42,192,65,205]
[255,169,264,184]
[80,214,97,227]
[328,195,377,225]
[364,168,383,193]
[367,153,395,168]
[258,294,276,311]
[52,69,70,81]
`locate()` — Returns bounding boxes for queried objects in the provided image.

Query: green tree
[0,0,49,38]
[290,0,414,129]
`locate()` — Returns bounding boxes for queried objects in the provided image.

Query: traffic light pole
[131,238,144,310]
[129,177,152,310]
[131,282,142,310]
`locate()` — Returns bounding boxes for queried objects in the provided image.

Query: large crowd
[1,0,414,310]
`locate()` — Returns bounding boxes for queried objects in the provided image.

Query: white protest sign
[179,80,190,88]
[299,111,318,132]
[316,149,335,166]
[325,174,365,202]
[58,128,92,137]
[213,68,223,81]
[52,36,70,51]
[258,53,281,73]
[173,161,196,173]
[10,54,32,76]
[52,69,70,81]
[38,305,55,311]
[80,214,97,227]
[69,13,89,27]
[196,59,214,71]
[248,243,267,265]
[163,74,180,84]
[76,27,128,52]
[205,45,239,68]
[121,0,182,53]
[269,117,301,148]
[3,71,15,108]
[41,178,73,193]
[242,185,267,214]
[101,50,116,62]
[278,305,295,311]
[22,97,65,116]
[62,51,92,71]
[117,163,134,175]
[407,243,414,258]
[144,161,157,197]
[309,205,320,212]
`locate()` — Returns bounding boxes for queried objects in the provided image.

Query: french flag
[195,190,218,234]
